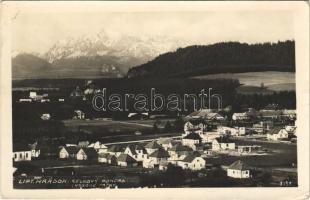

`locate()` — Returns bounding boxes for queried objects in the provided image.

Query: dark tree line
[128,40,295,78]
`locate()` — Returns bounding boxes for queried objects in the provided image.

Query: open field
[192,71,295,93]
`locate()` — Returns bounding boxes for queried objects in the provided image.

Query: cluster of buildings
[19,91,65,103]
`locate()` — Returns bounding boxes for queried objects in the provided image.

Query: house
[143,148,170,168]
[177,154,206,171]
[144,140,162,154]
[182,132,202,148]
[117,154,138,167]
[28,142,40,158]
[183,120,206,136]
[205,113,225,121]
[13,143,32,162]
[282,109,296,120]
[124,144,148,162]
[168,144,192,159]
[237,145,262,154]
[78,141,89,148]
[107,145,123,156]
[40,113,51,120]
[285,125,297,134]
[73,110,85,120]
[212,137,235,151]
[252,121,274,134]
[232,113,250,121]
[157,137,174,150]
[98,144,108,153]
[259,110,282,120]
[76,148,98,160]
[98,153,109,163]
[59,146,80,159]
[267,127,289,141]
[88,141,100,150]
[217,126,246,136]
[227,160,251,179]
[106,154,117,165]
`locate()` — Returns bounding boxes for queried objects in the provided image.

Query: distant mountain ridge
[127,41,295,78]
[12,30,188,79]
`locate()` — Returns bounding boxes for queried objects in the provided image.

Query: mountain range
[12,30,188,79]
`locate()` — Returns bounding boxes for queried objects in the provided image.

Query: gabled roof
[169,144,191,152]
[81,148,97,157]
[107,154,116,160]
[108,145,123,152]
[182,154,200,163]
[228,160,250,170]
[126,145,137,155]
[117,154,137,163]
[269,127,284,135]
[145,140,162,149]
[183,132,202,140]
[63,146,80,154]
[214,136,234,143]
[149,148,170,158]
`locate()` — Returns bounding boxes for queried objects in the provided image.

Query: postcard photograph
[0,1,309,199]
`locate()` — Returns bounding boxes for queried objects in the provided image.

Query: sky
[12,10,295,54]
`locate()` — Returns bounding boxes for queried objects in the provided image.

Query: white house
[73,110,85,119]
[217,126,246,136]
[41,113,51,120]
[232,113,250,121]
[13,144,32,162]
[76,148,98,160]
[267,127,289,141]
[212,137,235,151]
[182,132,202,149]
[168,144,192,160]
[177,154,206,171]
[59,146,80,159]
[124,144,148,162]
[143,148,170,168]
[227,160,251,179]
[237,145,262,154]
[285,125,297,134]
[183,121,206,137]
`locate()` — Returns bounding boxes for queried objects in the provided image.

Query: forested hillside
[127,41,295,78]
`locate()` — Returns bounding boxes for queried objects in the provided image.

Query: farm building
[267,127,289,141]
[227,160,251,179]
[212,137,235,151]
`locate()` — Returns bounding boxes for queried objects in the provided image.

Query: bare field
[192,71,295,93]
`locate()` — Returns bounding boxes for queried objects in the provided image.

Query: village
[13,90,297,188]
